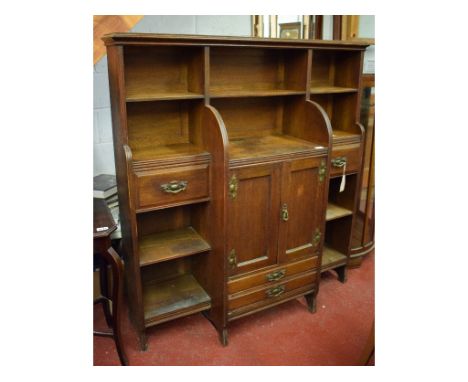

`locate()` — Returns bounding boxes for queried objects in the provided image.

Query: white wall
[93,15,252,176]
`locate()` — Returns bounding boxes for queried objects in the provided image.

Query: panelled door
[278,157,327,263]
[227,163,281,276]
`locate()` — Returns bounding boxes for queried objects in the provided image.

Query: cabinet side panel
[107,45,145,332]
[191,104,229,331]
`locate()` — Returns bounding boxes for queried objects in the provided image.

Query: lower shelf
[326,203,353,221]
[143,274,211,327]
[321,246,348,272]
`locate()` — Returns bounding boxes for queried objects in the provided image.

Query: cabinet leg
[336,265,348,283]
[305,292,317,313]
[219,328,228,347]
[138,331,148,352]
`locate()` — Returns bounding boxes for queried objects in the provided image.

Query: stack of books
[93,174,121,239]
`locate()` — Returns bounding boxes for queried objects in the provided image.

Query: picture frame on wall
[279,22,302,39]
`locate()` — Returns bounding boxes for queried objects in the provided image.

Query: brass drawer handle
[331,157,347,168]
[160,180,188,194]
[281,204,289,221]
[266,269,286,282]
[266,285,285,298]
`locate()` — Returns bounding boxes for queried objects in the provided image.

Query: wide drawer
[135,164,210,211]
[228,271,317,312]
[330,143,361,176]
[227,256,318,295]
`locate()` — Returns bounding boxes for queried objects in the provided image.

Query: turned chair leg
[100,247,129,366]
[98,260,113,327]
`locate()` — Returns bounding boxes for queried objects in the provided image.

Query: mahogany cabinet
[103,33,368,349]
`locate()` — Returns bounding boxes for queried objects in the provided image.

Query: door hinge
[318,159,326,182]
[228,175,238,199]
[228,249,237,268]
[281,203,289,221]
[312,228,322,247]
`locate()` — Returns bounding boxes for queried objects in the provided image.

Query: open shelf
[131,142,209,163]
[210,89,306,99]
[126,99,208,163]
[229,134,323,164]
[211,96,327,165]
[210,47,307,95]
[326,203,353,221]
[139,227,210,267]
[143,273,211,327]
[126,91,204,103]
[321,246,347,270]
[310,93,359,137]
[311,50,361,90]
[124,46,204,102]
[310,86,357,95]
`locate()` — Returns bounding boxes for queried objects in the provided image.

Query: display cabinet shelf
[229,134,325,164]
[139,227,211,267]
[210,89,306,99]
[321,246,348,270]
[143,274,211,327]
[326,203,354,221]
[126,91,204,103]
[310,86,357,94]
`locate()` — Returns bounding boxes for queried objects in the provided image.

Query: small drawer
[228,271,317,311]
[135,164,210,211]
[330,143,361,176]
[228,257,318,294]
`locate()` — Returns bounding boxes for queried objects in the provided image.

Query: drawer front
[228,256,318,294]
[136,164,210,211]
[228,271,317,311]
[330,143,361,176]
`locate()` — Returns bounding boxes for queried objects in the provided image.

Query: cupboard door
[227,164,281,276]
[279,157,327,263]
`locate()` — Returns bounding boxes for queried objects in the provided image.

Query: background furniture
[93,198,128,366]
[103,34,368,349]
[349,74,375,267]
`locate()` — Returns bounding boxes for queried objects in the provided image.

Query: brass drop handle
[266,269,286,282]
[266,285,285,298]
[281,204,289,221]
[331,157,347,168]
[160,180,188,194]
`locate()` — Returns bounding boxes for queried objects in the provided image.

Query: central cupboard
[103,33,368,349]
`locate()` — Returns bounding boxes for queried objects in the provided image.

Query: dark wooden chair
[93,198,128,366]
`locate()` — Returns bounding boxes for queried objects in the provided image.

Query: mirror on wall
[252,15,324,39]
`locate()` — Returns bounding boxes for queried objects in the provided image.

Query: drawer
[135,164,210,211]
[228,256,318,295]
[330,143,361,176]
[228,271,317,312]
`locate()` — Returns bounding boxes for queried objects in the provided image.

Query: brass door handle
[160,180,188,194]
[331,157,347,168]
[266,269,286,282]
[281,204,289,221]
[266,285,285,298]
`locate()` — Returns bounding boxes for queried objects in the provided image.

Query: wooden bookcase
[103,34,368,349]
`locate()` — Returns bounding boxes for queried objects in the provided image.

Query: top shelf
[126,91,204,103]
[210,89,306,99]
[310,86,358,95]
